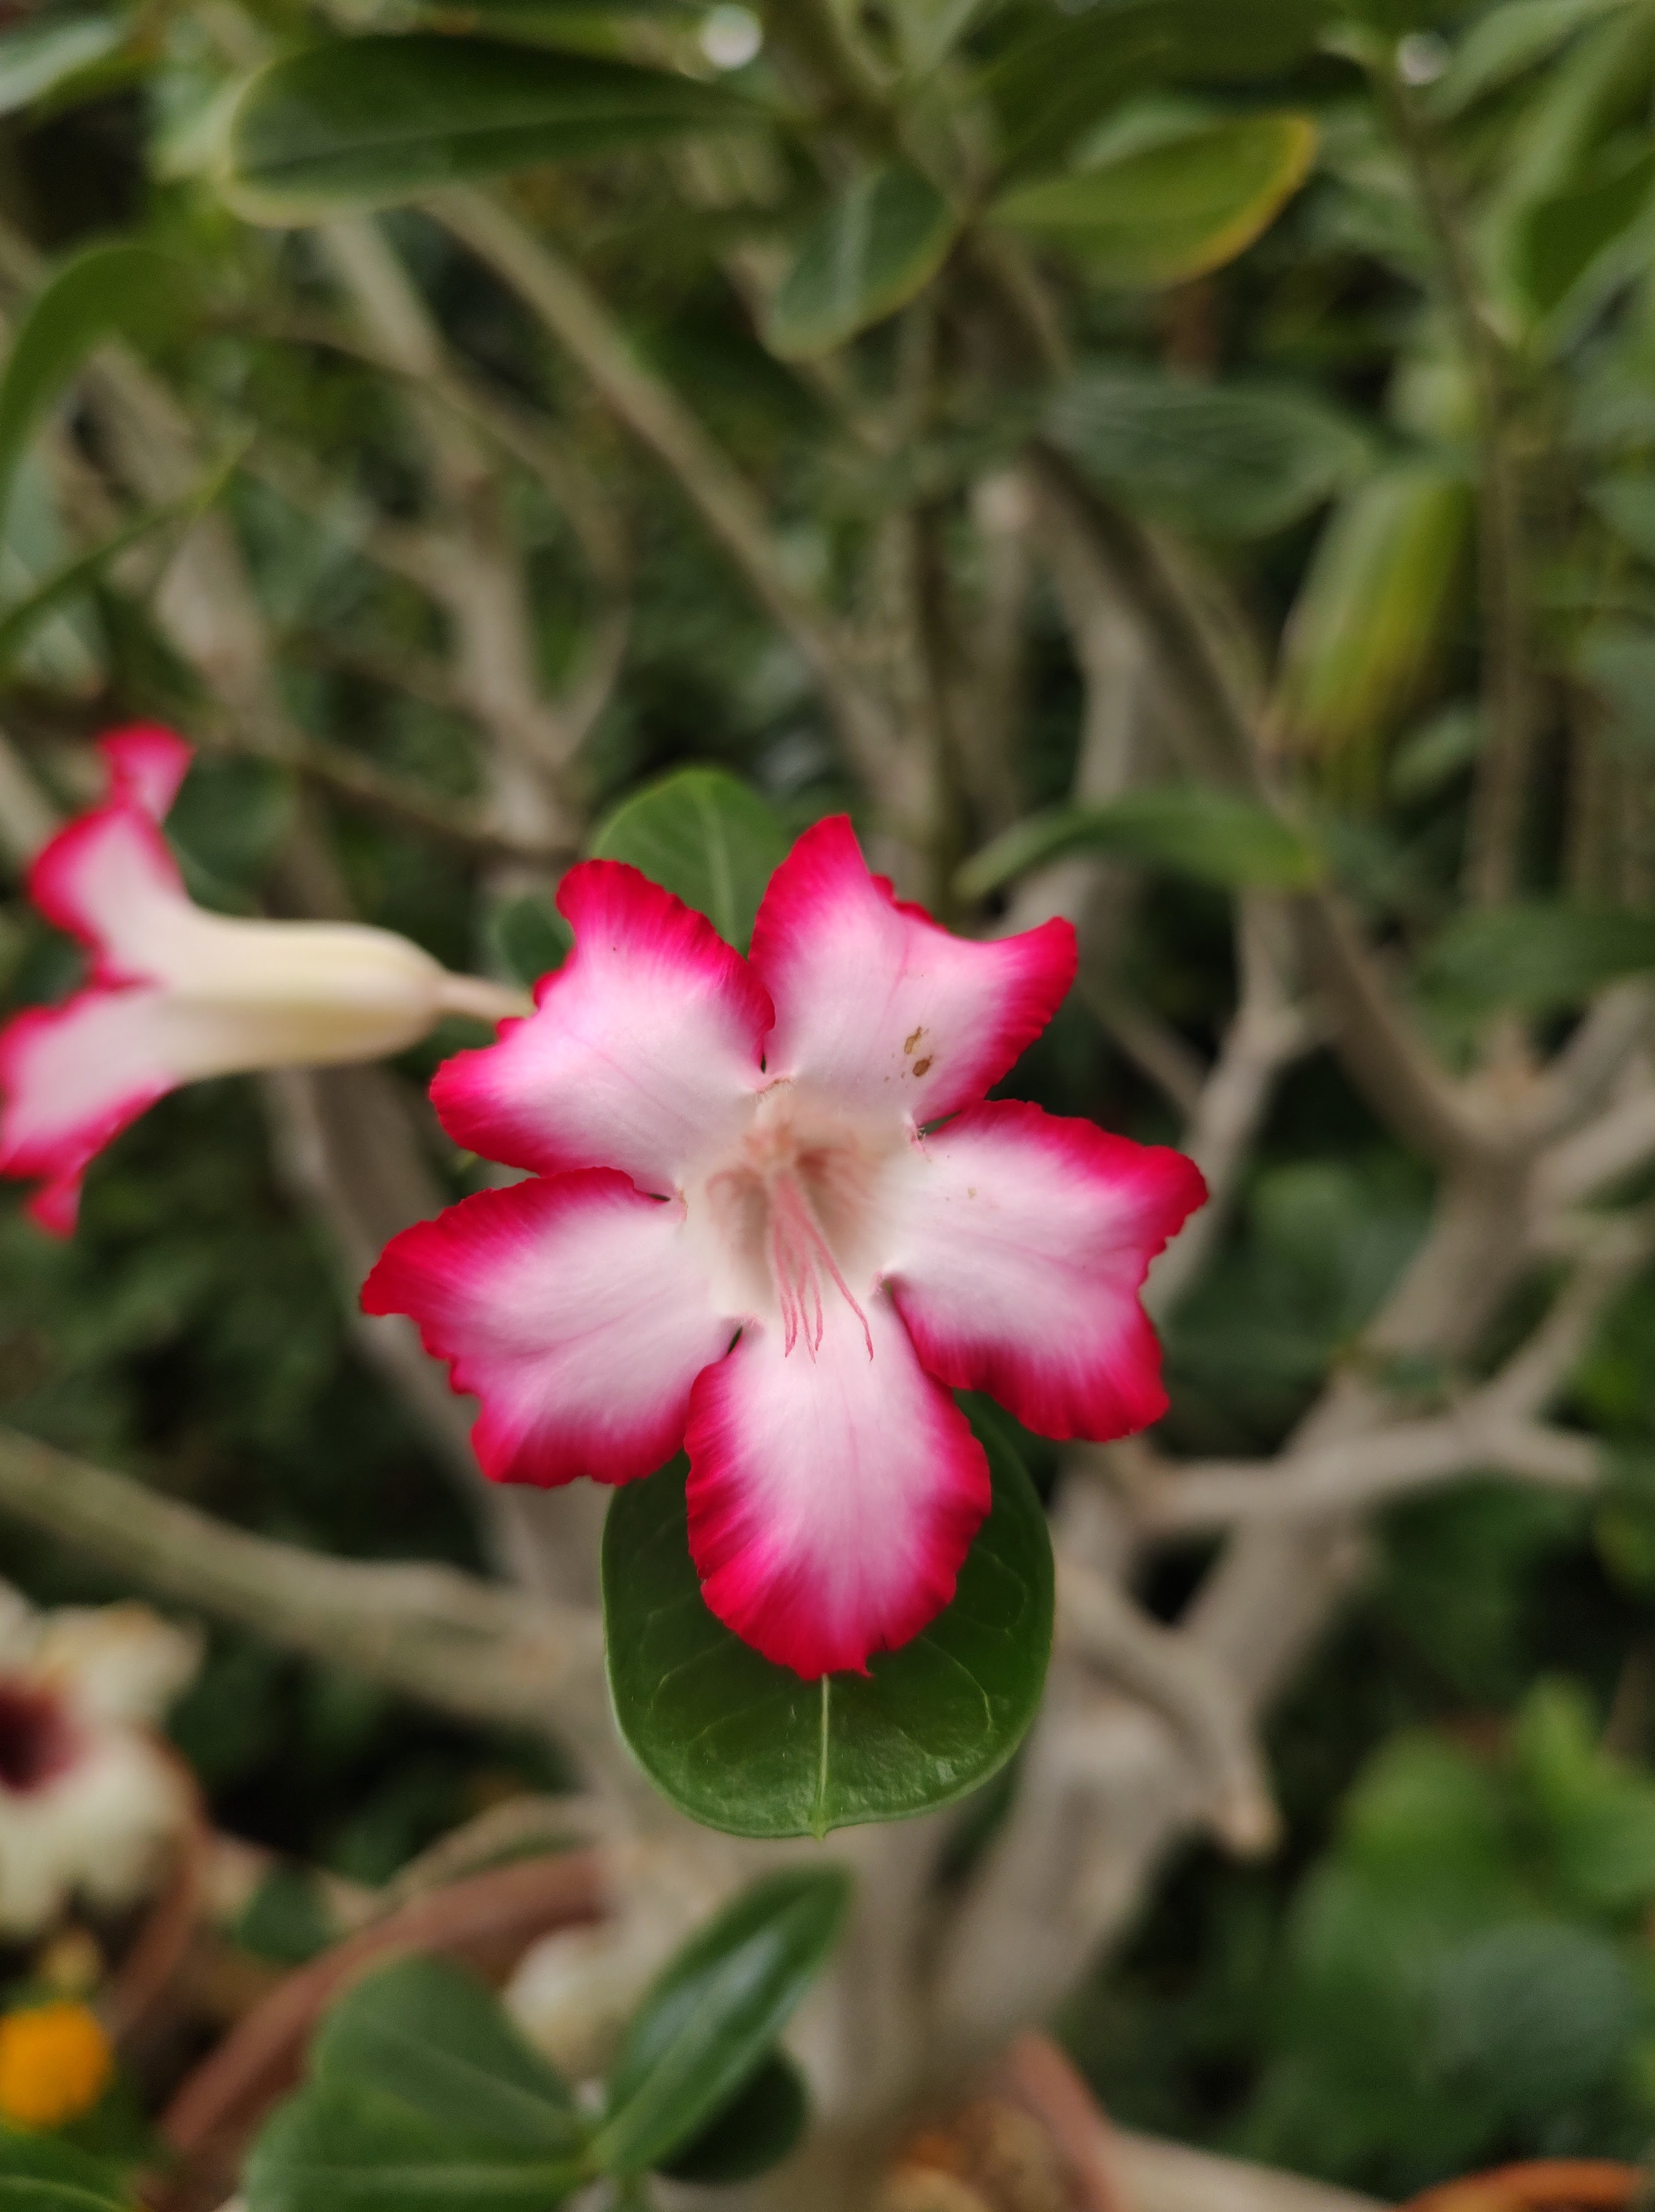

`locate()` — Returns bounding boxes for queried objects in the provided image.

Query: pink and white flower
[364,818,1205,1679]
[0,726,522,1235]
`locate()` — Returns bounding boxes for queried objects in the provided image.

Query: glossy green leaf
[1423,903,1655,1013]
[311,1955,583,2142]
[594,1872,846,2174]
[1276,465,1472,761]
[222,37,761,222]
[959,788,1321,901]
[246,2083,588,2211]
[981,1,1325,164]
[588,766,787,952]
[1046,364,1371,537]
[0,13,125,117]
[602,1408,1053,1840]
[991,114,1317,287]
[487,891,572,986]
[656,2052,807,2182]
[0,242,187,530]
[246,1958,588,2212]
[1520,146,1655,317]
[763,164,958,360]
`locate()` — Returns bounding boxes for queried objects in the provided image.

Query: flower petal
[431,861,772,1192]
[748,817,1076,1123]
[362,1170,733,1487]
[99,725,192,819]
[26,803,191,988]
[685,1291,991,1678]
[0,991,179,1235]
[884,1100,1206,1441]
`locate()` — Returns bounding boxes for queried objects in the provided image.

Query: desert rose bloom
[0,725,521,1234]
[0,1582,199,1939]
[364,818,1205,1678]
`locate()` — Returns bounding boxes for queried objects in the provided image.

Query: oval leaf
[1520,146,1655,320]
[958,788,1322,901]
[246,2083,588,2211]
[602,1407,1053,1839]
[0,241,188,530]
[763,163,958,360]
[588,765,787,952]
[1424,903,1655,1014]
[1046,364,1371,538]
[0,14,125,118]
[247,1958,588,2212]
[656,2052,807,2183]
[594,1871,847,2175]
[1276,464,1473,762]
[222,37,761,222]
[310,1955,583,2146]
[990,114,1317,287]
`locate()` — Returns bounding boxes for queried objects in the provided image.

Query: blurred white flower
[0,1582,201,1939]
[700,6,762,70]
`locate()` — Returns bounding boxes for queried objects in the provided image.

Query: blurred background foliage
[4,0,1655,2196]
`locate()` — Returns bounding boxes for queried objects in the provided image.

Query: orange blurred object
[1403,2160,1644,2212]
[0,2000,113,2128]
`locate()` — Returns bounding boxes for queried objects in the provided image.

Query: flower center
[0,1678,80,1795]
[696,1086,889,1359]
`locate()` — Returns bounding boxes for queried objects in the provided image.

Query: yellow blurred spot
[0,2001,113,2128]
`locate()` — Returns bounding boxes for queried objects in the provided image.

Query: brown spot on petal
[904,1027,924,1055]
[913,1056,933,1077]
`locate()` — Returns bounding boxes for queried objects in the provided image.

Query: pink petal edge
[748,816,1077,1125]
[887,1099,1207,1443]
[99,725,193,819]
[685,1290,992,1679]
[431,860,772,1192]
[362,1170,733,1489]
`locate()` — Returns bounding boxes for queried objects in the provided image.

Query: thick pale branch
[1057,1558,1279,1854]
[1137,1414,1599,1536]
[0,1424,612,1767]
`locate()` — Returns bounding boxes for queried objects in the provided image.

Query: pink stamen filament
[767,1176,874,1363]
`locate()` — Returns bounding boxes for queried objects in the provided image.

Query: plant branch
[1057,1557,1280,1854]
[428,189,920,830]
[0,1423,613,1767]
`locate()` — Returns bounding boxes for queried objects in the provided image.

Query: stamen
[770,1176,873,1362]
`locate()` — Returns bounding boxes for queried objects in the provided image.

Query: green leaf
[310,1956,584,2147]
[588,766,787,952]
[246,1958,589,2212]
[980,1,1326,164]
[0,2131,128,2212]
[991,114,1317,286]
[1423,902,1655,1013]
[656,2052,807,2182]
[594,1873,846,2175]
[602,1407,1053,1840]
[486,891,573,986]
[958,788,1321,902]
[1427,0,1635,119]
[1275,464,1472,762]
[0,14,125,118]
[246,2082,588,2211]
[1046,364,1371,538]
[1520,145,1655,317]
[222,37,762,222]
[0,242,188,532]
[763,164,958,361]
